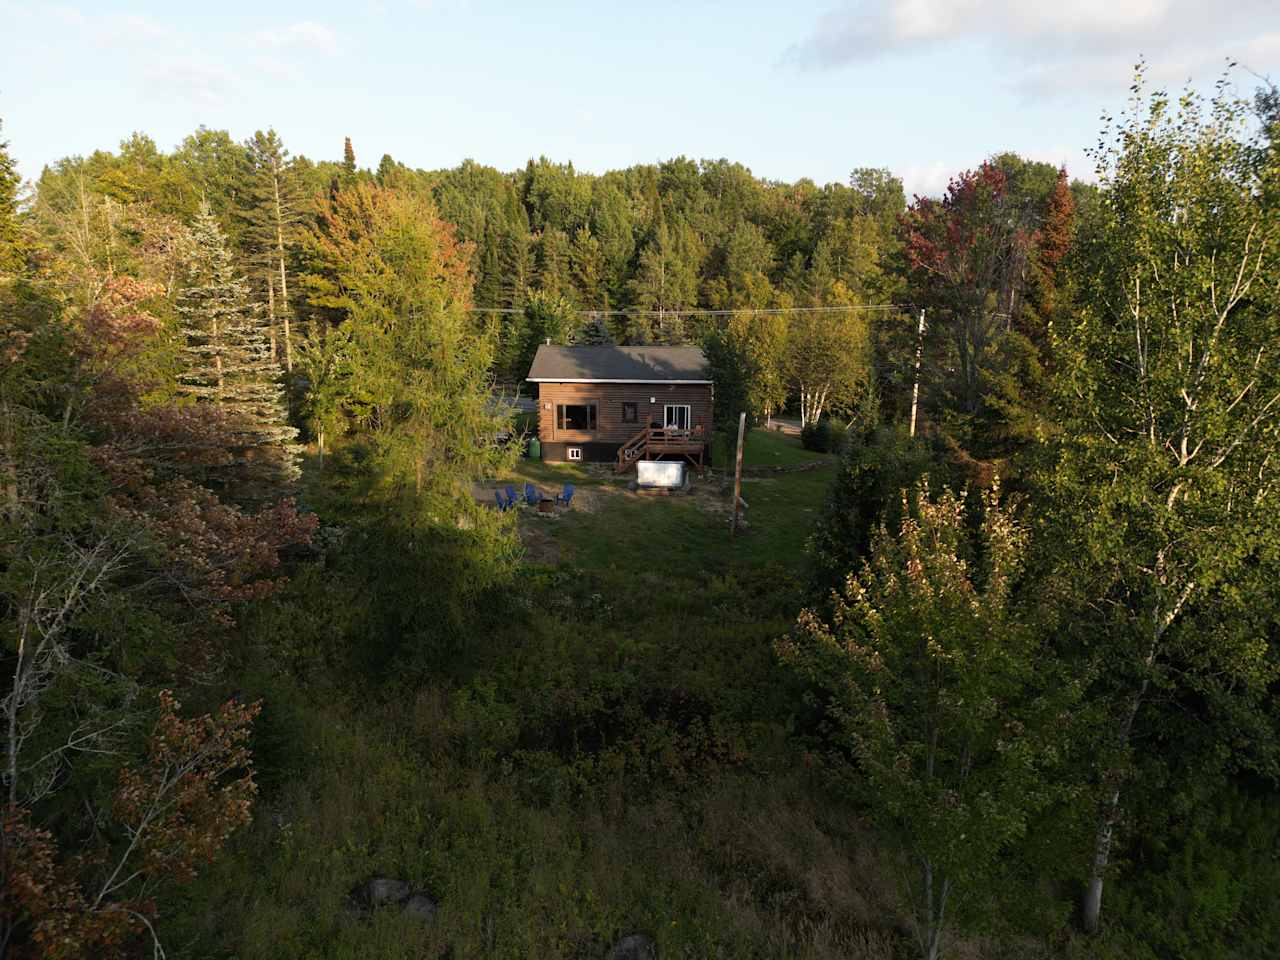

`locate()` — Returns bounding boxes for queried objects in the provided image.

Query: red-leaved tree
[899,163,1040,448]
[2,693,259,958]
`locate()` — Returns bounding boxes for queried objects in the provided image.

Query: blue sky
[2,0,1277,196]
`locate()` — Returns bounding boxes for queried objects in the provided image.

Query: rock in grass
[402,893,438,923]
[350,876,411,908]
[609,933,657,959]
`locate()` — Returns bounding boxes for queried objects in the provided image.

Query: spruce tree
[497,197,533,310]
[570,226,607,308]
[177,202,300,495]
[0,121,21,271]
[533,227,572,301]
[577,313,613,345]
[473,218,503,308]
[342,137,356,178]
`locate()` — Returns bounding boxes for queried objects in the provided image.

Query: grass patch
[713,427,833,469]
[510,456,614,489]
[543,468,832,574]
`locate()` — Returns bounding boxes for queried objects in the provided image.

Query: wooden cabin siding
[535,382,713,452]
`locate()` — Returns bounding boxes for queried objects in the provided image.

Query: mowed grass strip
[537,463,834,576]
[713,427,833,469]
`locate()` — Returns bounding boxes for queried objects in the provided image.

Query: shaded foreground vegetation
[2,64,1280,960]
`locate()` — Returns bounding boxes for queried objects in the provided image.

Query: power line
[467,303,908,317]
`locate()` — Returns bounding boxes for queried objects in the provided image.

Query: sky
[2,0,1278,197]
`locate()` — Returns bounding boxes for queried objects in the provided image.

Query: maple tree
[780,481,1073,960]
[899,163,1042,455]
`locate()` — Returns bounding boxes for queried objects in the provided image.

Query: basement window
[556,404,597,431]
[567,447,583,461]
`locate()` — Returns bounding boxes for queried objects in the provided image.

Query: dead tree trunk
[272,158,293,372]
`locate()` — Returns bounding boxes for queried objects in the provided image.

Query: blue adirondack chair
[524,482,539,506]
[505,485,519,509]
[494,489,514,512]
[556,483,575,508]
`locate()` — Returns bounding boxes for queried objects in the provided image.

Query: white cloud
[785,0,1279,96]
[252,20,341,56]
[899,159,952,198]
[1019,34,1280,101]
[9,3,178,46]
[141,58,237,109]
[900,142,1094,198]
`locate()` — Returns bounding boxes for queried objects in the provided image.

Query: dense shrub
[800,417,847,453]
[806,424,941,594]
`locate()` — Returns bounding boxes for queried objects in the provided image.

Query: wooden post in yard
[731,411,746,537]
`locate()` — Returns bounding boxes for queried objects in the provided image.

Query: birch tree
[784,299,872,427]
[1045,72,1280,933]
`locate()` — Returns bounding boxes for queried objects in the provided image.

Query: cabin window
[621,402,638,424]
[556,404,597,431]
[567,447,582,461]
[664,404,691,430]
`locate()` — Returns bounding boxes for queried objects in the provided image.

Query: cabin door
[664,404,691,431]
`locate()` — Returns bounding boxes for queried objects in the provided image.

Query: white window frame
[663,404,691,430]
[567,447,582,461]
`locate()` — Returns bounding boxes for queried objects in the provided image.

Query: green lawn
[505,428,827,494]
[712,426,832,469]
[510,456,610,488]
[542,468,833,576]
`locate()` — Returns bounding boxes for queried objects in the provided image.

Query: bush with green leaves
[800,417,848,454]
[806,424,940,595]
[781,480,1076,960]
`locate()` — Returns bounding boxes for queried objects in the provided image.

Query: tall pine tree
[342,136,356,178]
[0,120,22,273]
[240,129,303,372]
[533,227,572,301]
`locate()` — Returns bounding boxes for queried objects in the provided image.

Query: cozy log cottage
[527,345,713,472]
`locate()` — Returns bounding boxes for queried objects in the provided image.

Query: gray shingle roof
[527,345,710,383]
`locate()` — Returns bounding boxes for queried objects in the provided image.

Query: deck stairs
[615,426,707,474]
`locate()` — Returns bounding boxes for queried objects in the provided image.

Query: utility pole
[909,308,926,438]
[731,411,746,537]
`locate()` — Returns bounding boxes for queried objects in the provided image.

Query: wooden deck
[616,426,708,474]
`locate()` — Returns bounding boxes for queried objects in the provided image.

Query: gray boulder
[351,876,410,908]
[609,933,657,960]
